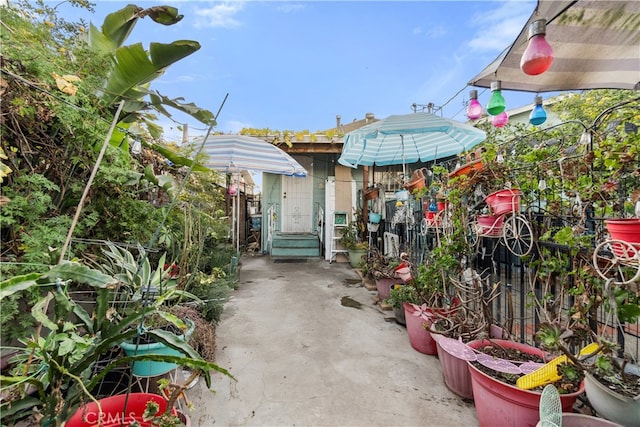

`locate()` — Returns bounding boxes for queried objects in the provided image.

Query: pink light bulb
[466,90,483,120]
[521,19,554,76]
[492,111,509,128]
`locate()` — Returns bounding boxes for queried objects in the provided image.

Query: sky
[56,0,542,144]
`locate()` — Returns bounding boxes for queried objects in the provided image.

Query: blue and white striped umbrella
[338,112,486,168]
[201,134,307,177]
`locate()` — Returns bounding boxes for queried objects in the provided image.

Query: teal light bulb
[529,96,547,126]
[487,81,506,116]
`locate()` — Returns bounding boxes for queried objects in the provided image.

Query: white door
[281,156,312,233]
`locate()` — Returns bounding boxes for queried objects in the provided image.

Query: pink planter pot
[402,303,437,355]
[375,277,396,301]
[467,339,584,427]
[433,335,474,400]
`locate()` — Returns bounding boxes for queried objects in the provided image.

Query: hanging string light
[492,111,509,128]
[466,90,483,120]
[521,19,554,75]
[529,95,547,125]
[486,81,506,116]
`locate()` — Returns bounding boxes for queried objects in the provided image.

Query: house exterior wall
[258,154,364,255]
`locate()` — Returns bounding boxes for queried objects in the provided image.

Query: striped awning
[468,0,640,92]
[338,112,486,168]
[200,134,307,177]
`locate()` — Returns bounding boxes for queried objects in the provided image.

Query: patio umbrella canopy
[338,111,487,168]
[201,134,307,177]
[199,134,307,253]
[468,0,640,92]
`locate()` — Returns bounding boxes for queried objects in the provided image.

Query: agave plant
[0,255,231,426]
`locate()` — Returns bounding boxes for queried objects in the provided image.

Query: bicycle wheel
[502,214,533,257]
[466,216,480,252]
[593,239,640,285]
[419,217,430,236]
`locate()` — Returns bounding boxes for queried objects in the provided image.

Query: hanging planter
[477,214,504,236]
[403,168,427,193]
[604,218,640,257]
[485,188,521,216]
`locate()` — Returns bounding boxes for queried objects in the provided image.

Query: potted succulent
[385,283,420,326]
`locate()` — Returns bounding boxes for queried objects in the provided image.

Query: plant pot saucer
[436,336,477,361]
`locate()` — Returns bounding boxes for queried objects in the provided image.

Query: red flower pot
[466,339,584,427]
[66,393,176,427]
[605,218,640,257]
[402,303,437,355]
[485,189,521,216]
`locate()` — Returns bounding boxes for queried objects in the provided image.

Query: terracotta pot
[402,303,437,355]
[364,187,379,200]
[448,159,484,178]
[466,339,584,427]
[403,168,427,192]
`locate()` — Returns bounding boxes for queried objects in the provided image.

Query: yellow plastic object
[516,342,599,390]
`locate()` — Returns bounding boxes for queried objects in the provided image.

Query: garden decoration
[593,218,640,285]
[467,188,534,257]
[517,342,599,390]
[536,385,562,427]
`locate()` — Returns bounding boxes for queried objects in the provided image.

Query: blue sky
[60,0,540,143]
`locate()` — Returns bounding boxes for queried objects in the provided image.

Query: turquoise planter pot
[120,319,195,377]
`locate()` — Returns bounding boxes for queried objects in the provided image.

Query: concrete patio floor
[186,255,479,426]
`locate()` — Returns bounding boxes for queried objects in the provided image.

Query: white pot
[584,372,640,427]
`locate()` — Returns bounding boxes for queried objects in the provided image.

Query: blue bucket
[369,212,382,223]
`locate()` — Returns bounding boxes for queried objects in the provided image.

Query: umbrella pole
[401,135,409,247]
[236,173,240,255]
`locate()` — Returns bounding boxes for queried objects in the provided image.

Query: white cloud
[193,1,245,29]
[412,27,423,35]
[425,25,447,39]
[467,1,533,52]
[276,3,305,14]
